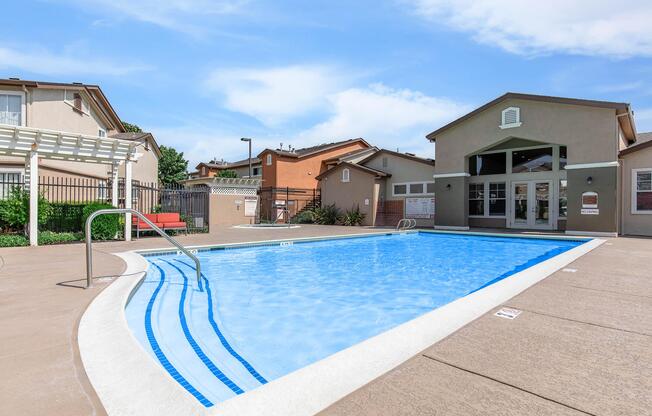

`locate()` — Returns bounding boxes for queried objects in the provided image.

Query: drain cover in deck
[494,307,522,320]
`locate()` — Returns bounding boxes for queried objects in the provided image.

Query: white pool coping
[79,230,604,416]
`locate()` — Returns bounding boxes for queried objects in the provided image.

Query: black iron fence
[258,186,321,222]
[0,176,209,234]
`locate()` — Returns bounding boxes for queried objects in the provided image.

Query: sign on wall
[405,197,435,219]
[244,196,258,217]
[581,191,599,215]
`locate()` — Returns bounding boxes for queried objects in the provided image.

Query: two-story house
[0,78,160,192]
[189,157,262,179]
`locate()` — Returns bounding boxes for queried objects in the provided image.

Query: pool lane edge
[78,232,604,416]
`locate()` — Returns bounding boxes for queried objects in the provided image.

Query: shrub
[82,202,121,240]
[293,210,315,224]
[0,188,51,233]
[44,203,86,233]
[38,231,83,245]
[341,205,366,226]
[0,234,29,247]
[313,204,340,225]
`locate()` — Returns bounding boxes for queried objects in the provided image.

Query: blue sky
[3,0,652,166]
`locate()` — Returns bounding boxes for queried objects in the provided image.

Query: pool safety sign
[494,307,522,320]
[581,192,599,215]
[244,197,258,217]
[405,197,435,219]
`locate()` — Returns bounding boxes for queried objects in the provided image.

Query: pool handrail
[85,208,202,289]
[396,218,416,231]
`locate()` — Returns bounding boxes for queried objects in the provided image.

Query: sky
[3,0,652,167]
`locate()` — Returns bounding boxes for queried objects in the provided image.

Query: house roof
[0,78,125,133]
[110,132,162,158]
[620,132,652,156]
[358,148,435,167]
[196,157,262,170]
[258,138,371,159]
[425,92,636,143]
[315,161,390,180]
[322,147,378,164]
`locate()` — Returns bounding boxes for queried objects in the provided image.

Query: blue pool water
[125,232,583,407]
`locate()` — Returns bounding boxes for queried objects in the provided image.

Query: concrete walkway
[1,227,650,415]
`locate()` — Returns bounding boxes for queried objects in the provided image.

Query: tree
[122,122,143,133]
[217,169,238,178]
[158,145,188,186]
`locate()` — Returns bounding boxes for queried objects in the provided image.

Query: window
[469,152,506,176]
[489,182,506,216]
[252,167,261,176]
[559,179,568,218]
[342,168,350,183]
[266,154,272,166]
[500,107,521,129]
[382,157,388,168]
[64,90,89,114]
[393,184,407,195]
[393,182,434,196]
[512,147,553,173]
[0,171,22,199]
[0,93,23,126]
[98,128,106,138]
[633,169,652,213]
[559,146,567,170]
[409,183,424,194]
[469,183,484,216]
[426,182,435,194]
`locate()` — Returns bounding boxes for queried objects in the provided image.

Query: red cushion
[132,214,159,224]
[162,221,186,228]
[136,222,164,229]
[157,213,180,223]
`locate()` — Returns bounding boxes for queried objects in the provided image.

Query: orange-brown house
[257,138,372,221]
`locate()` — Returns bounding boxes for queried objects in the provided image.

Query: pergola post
[124,160,133,241]
[111,162,119,207]
[28,150,39,246]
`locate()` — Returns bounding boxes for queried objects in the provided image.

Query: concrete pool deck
[0,226,650,415]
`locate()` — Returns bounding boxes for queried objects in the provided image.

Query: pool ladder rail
[396,218,417,231]
[84,208,202,289]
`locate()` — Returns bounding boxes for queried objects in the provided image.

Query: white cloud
[299,83,469,157]
[205,65,346,126]
[0,46,150,77]
[408,0,652,57]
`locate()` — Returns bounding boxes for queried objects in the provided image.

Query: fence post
[124,161,133,241]
[111,163,119,207]
[27,151,39,246]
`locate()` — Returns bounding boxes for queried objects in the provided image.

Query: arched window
[266,153,272,166]
[342,168,350,182]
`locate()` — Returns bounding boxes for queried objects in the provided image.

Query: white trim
[631,168,652,214]
[433,225,470,231]
[565,230,617,237]
[392,181,435,197]
[341,168,350,183]
[0,89,26,126]
[79,232,601,416]
[266,153,272,166]
[564,161,619,170]
[500,107,521,129]
[433,172,469,179]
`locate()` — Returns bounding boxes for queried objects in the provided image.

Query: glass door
[510,181,553,229]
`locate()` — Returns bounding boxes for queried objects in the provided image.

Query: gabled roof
[358,148,435,167]
[195,157,262,170]
[0,78,125,133]
[315,161,390,180]
[322,147,378,164]
[620,132,652,156]
[257,138,371,159]
[425,92,636,143]
[110,132,162,158]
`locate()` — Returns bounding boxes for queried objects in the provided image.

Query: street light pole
[241,137,252,178]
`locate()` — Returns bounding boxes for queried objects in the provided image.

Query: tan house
[0,78,160,190]
[426,92,650,237]
[317,149,436,226]
[619,132,652,236]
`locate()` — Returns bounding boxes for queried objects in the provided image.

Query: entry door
[510,181,553,229]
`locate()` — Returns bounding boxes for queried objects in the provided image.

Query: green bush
[0,234,29,247]
[82,202,121,240]
[313,204,341,225]
[293,210,315,224]
[38,231,83,245]
[0,188,51,232]
[341,205,366,226]
[44,203,86,233]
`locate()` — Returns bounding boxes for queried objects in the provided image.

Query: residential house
[317,149,436,226]
[0,78,160,197]
[427,92,650,237]
[189,157,262,179]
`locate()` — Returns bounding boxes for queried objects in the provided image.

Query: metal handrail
[396,218,417,231]
[85,208,202,289]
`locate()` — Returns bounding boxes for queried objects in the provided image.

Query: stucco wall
[433,99,618,173]
[621,147,652,236]
[566,167,618,233]
[320,165,377,226]
[208,194,257,228]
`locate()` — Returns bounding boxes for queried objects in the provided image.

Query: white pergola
[0,124,142,246]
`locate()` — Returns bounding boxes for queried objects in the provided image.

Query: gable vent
[500,107,522,129]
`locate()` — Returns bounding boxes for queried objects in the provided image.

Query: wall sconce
[446,184,452,190]
[586,176,593,185]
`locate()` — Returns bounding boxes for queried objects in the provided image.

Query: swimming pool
[125,231,584,407]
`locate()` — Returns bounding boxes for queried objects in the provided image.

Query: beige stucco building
[0,78,160,188]
[427,92,651,237]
